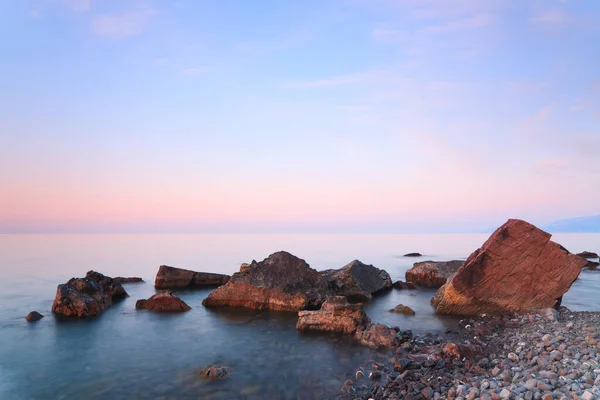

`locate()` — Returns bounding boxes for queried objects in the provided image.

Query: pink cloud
[282,73,367,89]
[91,9,156,39]
[520,106,551,135]
[422,13,493,34]
[531,9,571,25]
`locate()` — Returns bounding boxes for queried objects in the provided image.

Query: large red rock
[135,290,191,312]
[296,296,371,334]
[155,265,230,289]
[202,251,329,311]
[431,219,587,316]
[405,260,463,288]
[321,260,392,301]
[52,271,128,318]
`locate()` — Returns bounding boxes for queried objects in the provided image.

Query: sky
[0,0,599,233]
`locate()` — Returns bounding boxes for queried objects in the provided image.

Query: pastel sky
[1,0,599,233]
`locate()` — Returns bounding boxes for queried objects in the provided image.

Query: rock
[392,280,419,290]
[584,260,599,270]
[296,296,371,334]
[389,304,416,315]
[154,265,230,289]
[321,260,392,301]
[135,290,191,312]
[202,251,329,311]
[431,219,586,315]
[112,277,144,283]
[576,251,599,259]
[403,252,422,257]
[25,311,44,322]
[442,343,483,359]
[51,271,128,318]
[405,260,463,288]
[499,388,511,398]
[198,364,231,380]
[355,323,399,348]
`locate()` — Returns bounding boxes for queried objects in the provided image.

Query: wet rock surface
[25,311,44,322]
[405,260,463,288]
[392,280,419,290]
[135,290,191,312]
[197,364,232,380]
[321,260,392,301]
[432,219,586,315]
[389,304,415,315]
[340,308,600,400]
[154,265,230,289]
[51,271,128,318]
[297,296,371,334]
[202,251,329,311]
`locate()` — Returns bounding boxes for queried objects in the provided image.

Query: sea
[1,233,599,399]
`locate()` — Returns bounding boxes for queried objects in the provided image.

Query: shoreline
[339,308,600,400]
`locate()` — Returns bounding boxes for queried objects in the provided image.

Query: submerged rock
[321,260,392,301]
[585,260,599,270]
[154,265,230,289]
[135,290,191,312]
[392,280,419,290]
[202,251,329,311]
[389,304,416,315]
[25,311,44,322]
[198,364,232,380]
[52,271,128,318]
[406,260,463,288]
[431,219,586,316]
[297,296,371,334]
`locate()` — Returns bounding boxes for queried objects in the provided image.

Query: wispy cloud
[182,67,210,76]
[371,28,405,43]
[531,9,571,25]
[91,9,156,39]
[282,73,367,89]
[54,0,92,12]
[520,106,551,135]
[422,13,493,34]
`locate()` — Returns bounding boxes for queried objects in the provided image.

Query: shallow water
[0,233,598,399]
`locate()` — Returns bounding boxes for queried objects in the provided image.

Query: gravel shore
[340,308,600,400]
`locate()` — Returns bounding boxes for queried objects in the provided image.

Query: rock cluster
[202,251,329,311]
[321,260,392,301]
[154,265,230,289]
[135,290,191,312]
[432,219,586,316]
[405,260,463,288]
[52,270,128,318]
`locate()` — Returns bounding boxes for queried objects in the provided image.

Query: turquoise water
[1,233,598,399]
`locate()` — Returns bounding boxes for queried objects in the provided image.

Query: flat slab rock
[136,290,191,312]
[431,219,587,316]
[52,271,128,318]
[154,265,230,289]
[297,296,371,334]
[576,251,599,259]
[405,260,463,288]
[202,251,329,312]
[321,260,392,301]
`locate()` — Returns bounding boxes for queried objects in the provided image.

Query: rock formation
[202,251,329,311]
[576,251,599,259]
[321,260,392,301]
[155,265,230,289]
[389,304,416,315]
[431,219,586,316]
[25,311,44,322]
[405,260,463,288]
[52,271,128,318]
[296,296,371,334]
[113,277,144,283]
[403,253,422,257]
[135,290,191,312]
[392,281,419,290]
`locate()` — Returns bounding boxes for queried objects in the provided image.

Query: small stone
[356,370,364,380]
[499,388,511,398]
[581,391,594,400]
[25,311,44,322]
[525,379,537,389]
[507,352,519,362]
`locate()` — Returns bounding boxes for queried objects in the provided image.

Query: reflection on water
[0,233,598,399]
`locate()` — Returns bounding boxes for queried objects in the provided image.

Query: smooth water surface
[1,234,598,399]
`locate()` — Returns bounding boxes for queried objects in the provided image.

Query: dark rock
[442,343,483,359]
[392,280,419,290]
[576,251,599,259]
[51,271,128,318]
[297,296,371,334]
[113,277,144,283]
[135,290,191,312]
[25,311,44,322]
[403,253,422,257]
[431,219,586,316]
[389,304,416,315]
[584,260,599,270]
[154,265,230,289]
[321,260,392,301]
[405,260,463,288]
[202,251,329,311]
[198,364,232,380]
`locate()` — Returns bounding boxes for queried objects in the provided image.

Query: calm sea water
[1,233,599,399]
